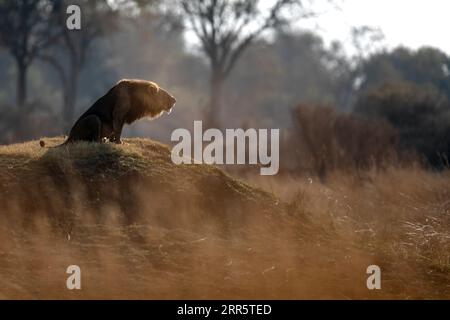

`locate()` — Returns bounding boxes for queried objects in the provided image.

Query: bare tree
[351,25,385,61]
[39,0,117,126]
[179,0,312,127]
[0,0,59,109]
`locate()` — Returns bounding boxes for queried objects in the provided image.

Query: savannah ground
[0,137,449,299]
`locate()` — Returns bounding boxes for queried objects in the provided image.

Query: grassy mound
[0,137,285,233]
[0,137,313,299]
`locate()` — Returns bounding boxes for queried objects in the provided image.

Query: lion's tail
[39,139,70,148]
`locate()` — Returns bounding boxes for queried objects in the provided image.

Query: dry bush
[283,104,403,180]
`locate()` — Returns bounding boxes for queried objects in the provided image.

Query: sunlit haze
[301,0,450,54]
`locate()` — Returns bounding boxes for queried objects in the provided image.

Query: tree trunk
[16,60,27,109]
[207,70,224,129]
[63,64,79,128]
[14,59,29,139]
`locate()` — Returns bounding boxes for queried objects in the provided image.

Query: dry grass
[247,168,450,298]
[0,137,449,299]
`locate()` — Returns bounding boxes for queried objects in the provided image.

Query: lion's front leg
[112,100,129,144]
[112,122,124,144]
[112,115,125,144]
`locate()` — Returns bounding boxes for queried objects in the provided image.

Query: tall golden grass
[0,137,449,299]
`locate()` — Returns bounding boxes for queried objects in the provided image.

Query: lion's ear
[149,84,159,95]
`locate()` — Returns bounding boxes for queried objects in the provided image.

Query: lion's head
[148,82,177,117]
[116,79,177,121]
[148,82,177,115]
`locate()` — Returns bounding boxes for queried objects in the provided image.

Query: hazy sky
[303,0,450,55]
[182,0,449,56]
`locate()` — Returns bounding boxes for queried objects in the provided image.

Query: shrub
[354,82,450,168]
[284,104,399,180]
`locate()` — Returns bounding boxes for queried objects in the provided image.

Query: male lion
[56,79,176,146]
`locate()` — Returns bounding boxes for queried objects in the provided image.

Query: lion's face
[148,83,176,115]
[159,88,177,115]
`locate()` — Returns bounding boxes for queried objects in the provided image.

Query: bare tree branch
[178,0,311,125]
